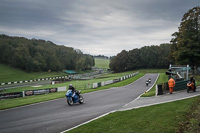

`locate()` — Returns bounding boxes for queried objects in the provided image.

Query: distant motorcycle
[146,80,149,86]
[148,78,151,84]
[65,90,84,106]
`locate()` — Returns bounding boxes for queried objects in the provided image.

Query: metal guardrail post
[186,64,189,80]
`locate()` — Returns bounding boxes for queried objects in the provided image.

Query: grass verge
[0,64,67,83]
[178,95,200,132]
[94,58,110,69]
[67,96,200,133]
[194,75,200,86]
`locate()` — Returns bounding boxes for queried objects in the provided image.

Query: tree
[109,44,171,72]
[0,34,95,72]
[109,50,128,72]
[157,44,172,68]
[171,6,200,72]
[75,57,85,71]
[127,48,141,70]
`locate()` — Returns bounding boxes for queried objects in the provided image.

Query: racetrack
[0,74,158,133]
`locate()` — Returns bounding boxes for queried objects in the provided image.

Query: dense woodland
[110,6,200,73]
[0,35,95,72]
[109,44,172,72]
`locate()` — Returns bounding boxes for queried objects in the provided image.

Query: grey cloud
[0,0,199,56]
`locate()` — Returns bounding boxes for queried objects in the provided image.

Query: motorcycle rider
[148,78,151,84]
[190,76,196,88]
[68,84,76,98]
[146,79,149,86]
[188,76,196,91]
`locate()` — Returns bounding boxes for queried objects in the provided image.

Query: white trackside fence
[84,71,139,89]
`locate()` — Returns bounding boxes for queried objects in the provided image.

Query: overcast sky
[0,0,199,56]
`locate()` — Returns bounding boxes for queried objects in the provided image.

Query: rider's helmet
[69,84,73,89]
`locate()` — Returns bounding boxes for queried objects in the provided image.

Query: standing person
[168,78,175,94]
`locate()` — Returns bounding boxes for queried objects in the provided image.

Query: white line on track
[118,93,200,111]
[60,110,116,133]
[123,73,159,107]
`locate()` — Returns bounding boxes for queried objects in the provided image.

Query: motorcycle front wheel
[79,95,84,104]
[67,98,73,106]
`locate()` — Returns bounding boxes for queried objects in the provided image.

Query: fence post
[155,84,158,96]
[23,91,25,97]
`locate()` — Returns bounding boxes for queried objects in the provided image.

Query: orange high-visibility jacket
[168,78,175,87]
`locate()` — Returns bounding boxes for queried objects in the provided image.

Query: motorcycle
[65,90,84,106]
[187,81,196,93]
[148,78,151,84]
[146,80,149,86]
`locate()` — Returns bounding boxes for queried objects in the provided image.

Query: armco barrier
[0,86,67,100]
[24,88,57,97]
[57,86,67,91]
[98,82,101,87]
[105,80,113,85]
[101,81,105,86]
[93,83,98,88]
[92,71,139,89]
[156,80,189,95]
[0,92,23,99]
[113,79,120,83]
[174,80,189,91]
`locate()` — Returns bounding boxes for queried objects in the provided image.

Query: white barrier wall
[105,80,113,85]
[57,86,67,92]
[93,83,98,88]
[101,81,105,86]
[91,71,139,89]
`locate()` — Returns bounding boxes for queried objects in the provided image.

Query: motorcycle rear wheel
[79,95,84,104]
[67,98,73,106]
[187,87,190,93]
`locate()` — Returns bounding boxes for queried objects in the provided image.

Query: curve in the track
[0,73,158,133]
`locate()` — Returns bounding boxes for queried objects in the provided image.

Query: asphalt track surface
[0,74,158,133]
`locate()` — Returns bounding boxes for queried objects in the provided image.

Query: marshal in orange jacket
[168,78,175,87]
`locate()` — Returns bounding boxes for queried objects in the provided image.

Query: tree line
[109,44,172,72]
[110,6,200,73]
[0,35,95,72]
[93,55,110,59]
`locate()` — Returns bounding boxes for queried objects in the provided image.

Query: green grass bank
[94,58,110,69]
[67,96,200,133]
[0,64,66,83]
